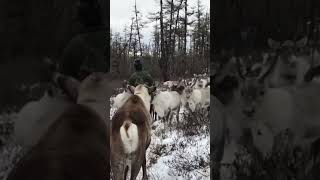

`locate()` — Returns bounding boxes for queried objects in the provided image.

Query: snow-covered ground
[0,114,27,180]
[110,95,210,180]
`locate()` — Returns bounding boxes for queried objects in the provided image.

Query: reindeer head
[53,72,122,118]
[126,84,156,112]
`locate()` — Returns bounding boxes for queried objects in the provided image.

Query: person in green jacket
[59,0,108,81]
[128,58,154,87]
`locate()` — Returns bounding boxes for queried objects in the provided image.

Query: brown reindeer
[7,72,122,180]
[111,84,155,180]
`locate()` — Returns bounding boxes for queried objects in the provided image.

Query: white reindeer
[212,74,250,180]
[151,85,185,125]
[234,49,320,156]
[265,36,311,87]
[14,87,72,147]
[187,87,210,112]
[163,80,179,89]
[248,82,320,155]
[113,90,131,109]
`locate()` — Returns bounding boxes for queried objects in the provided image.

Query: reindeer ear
[148,86,157,94]
[54,73,80,102]
[296,36,308,48]
[122,80,128,88]
[128,85,135,94]
[267,38,280,50]
[262,53,269,64]
[177,86,185,95]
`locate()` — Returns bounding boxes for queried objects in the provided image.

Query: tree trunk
[159,0,169,81]
[184,0,188,55]
[134,0,143,56]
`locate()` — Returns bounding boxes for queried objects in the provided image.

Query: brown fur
[8,72,124,180]
[111,95,151,180]
[7,104,110,180]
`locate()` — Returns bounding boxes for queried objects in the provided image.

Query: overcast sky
[111,0,210,44]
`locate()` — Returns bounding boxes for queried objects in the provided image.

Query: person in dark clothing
[128,58,154,87]
[59,0,108,81]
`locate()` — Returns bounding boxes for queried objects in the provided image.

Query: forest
[111,0,210,81]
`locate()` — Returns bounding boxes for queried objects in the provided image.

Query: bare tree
[159,0,169,81]
[110,0,210,79]
[134,0,143,56]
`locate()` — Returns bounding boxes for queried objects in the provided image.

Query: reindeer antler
[190,76,198,88]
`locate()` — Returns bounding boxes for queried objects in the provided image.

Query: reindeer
[212,37,320,179]
[186,86,210,113]
[230,44,320,156]
[113,89,132,110]
[151,84,185,125]
[162,80,179,89]
[111,84,155,180]
[13,88,73,147]
[264,36,312,87]
[180,77,197,107]
[194,74,210,89]
[8,72,121,180]
[211,95,227,180]
[245,78,320,156]
[212,73,251,180]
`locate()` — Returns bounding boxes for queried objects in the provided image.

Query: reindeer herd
[112,74,210,126]
[3,58,210,180]
[109,74,210,178]
[212,36,320,179]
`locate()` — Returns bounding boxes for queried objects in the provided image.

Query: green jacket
[128,71,154,87]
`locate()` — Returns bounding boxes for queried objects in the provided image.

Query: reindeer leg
[124,166,129,180]
[111,162,125,180]
[169,111,174,127]
[165,110,171,124]
[142,155,148,180]
[130,160,142,180]
[176,106,180,125]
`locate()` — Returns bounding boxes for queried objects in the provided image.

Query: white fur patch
[120,122,139,154]
[114,91,131,109]
[152,91,181,117]
[14,92,71,147]
[134,85,151,112]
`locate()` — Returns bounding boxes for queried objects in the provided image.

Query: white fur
[114,91,131,109]
[212,95,247,180]
[187,87,210,112]
[14,91,71,147]
[77,73,117,119]
[133,85,151,112]
[152,91,181,119]
[289,54,311,85]
[250,83,320,155]
[195,78,209,89]
[120,121,139,154]
[163,81,178,88]
[267,56,295,87]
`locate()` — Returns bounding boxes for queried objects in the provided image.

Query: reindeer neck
[79,100,108,121]
[135,93,150,112]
